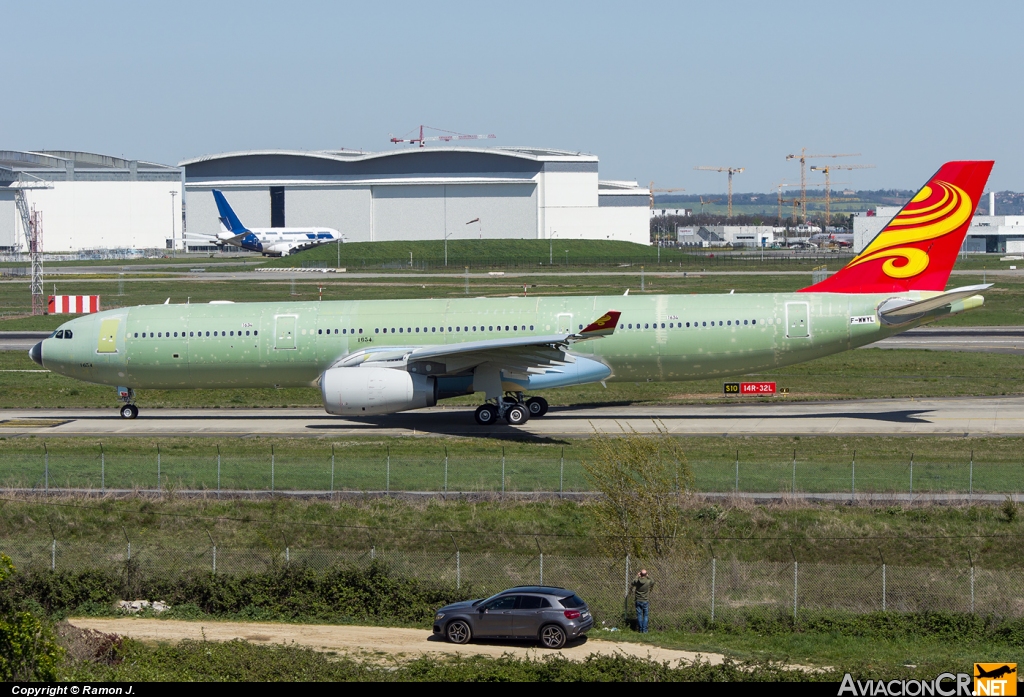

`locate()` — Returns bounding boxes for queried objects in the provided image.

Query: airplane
[185,189,343,256]
[30,161,993,425]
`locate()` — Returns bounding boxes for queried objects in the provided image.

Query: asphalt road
[2,395,1023,438]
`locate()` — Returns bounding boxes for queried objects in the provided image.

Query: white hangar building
[179,147,650,248]
[0,150,183,253]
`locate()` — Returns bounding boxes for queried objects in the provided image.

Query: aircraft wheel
[120,404,138,420]
[474,404,499,426]
[526,397,548,418]
[505,404,529,426]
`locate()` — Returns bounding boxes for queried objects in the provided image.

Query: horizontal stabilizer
[878,284,990,320]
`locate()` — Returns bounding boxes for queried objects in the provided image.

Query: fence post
[271,445,275,493]
[909,452,914,497]
[371,546,375,561]
[100,443,105,494]
[791,449,796,495]
[51,538,56,571]
[851,449,856,498]
[969,450,973,501]
[540,552,544,585]
[444,446,448,498]
[207,530,216,574]
[285,547,289,564]
[882,563,887,611]
[330,445,335,497]
[559,447,564,497]
[501,447,506,495]
[122,526,131,562]
[735,450,739,493]
[386,446,390,495]
[711,557,716,622]
[157,444,161,492]
[456,550,460,590]
[624,554,631,622]
[43,443,48,496]
[793,560,798,621]
[216,445,221,498]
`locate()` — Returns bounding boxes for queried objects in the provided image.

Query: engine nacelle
[320,367,437,416]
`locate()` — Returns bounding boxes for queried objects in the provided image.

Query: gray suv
[433,586,593,649]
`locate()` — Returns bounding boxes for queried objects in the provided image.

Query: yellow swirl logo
[848,180,972,279]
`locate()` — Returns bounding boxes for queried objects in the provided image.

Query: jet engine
[320,367,437,416]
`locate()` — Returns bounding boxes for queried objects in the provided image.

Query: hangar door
[371,184,536,242]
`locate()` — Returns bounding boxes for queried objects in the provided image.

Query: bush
[0,554,64,681]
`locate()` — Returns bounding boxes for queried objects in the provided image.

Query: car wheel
[505,404,529,426]
[526,397,548,417]
[474,404,498,426]
[539,624,566,649]
[446,620,472,645]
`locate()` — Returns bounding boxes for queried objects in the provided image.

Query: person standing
[631,569,654,633]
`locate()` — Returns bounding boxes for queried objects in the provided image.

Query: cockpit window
[64,330,72,339]
[54,330,64,339]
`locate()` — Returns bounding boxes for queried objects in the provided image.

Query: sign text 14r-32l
[724,382,777,395]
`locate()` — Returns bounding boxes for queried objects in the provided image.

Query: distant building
[180,147,650,249]
[650,208,692,218]
[701,225,775,248]
[853,201,1024,253]
[0,150,182,253]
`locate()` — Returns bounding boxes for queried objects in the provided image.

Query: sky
[4,0,1022,193]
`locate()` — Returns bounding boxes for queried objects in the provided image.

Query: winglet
[576,310,620,338]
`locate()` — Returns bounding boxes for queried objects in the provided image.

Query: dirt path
[68,618,726,665]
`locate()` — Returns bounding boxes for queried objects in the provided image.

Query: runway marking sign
[724,382,777,395]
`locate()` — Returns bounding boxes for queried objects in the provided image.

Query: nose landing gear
[474,393,549,426]
[116,386,138,419]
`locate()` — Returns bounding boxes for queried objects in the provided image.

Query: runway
[2,395,1023,438]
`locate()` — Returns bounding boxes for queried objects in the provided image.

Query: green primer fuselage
[39,292,963,392]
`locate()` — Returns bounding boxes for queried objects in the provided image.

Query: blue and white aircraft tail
[186,190,343,256]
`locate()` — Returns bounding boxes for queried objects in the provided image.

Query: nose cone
[28,341,43,366]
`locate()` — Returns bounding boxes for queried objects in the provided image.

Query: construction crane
[694,166,744,217]
[698,196,720,215]
[648,182,685,209]
[785,149,860,222]
[774,181,800,221]
[809,164,874,228]
[11,177,52,315]
[389,125,496,148]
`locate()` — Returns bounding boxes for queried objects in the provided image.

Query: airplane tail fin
[801,160,993,294]
[212,190,249,234]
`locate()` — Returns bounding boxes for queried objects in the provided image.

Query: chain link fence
[3,540,1021,626]
[4,444,1022,497]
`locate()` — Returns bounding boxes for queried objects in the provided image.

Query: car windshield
[559,594,586,609]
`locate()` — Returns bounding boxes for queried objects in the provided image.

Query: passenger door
[512,595,551,638]
[475,595,516,637]
[557,313,574,334]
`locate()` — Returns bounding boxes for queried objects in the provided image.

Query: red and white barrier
[48,296,100,314]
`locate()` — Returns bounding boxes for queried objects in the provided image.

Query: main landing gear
[116,386,138,419]
[474,393,548,426]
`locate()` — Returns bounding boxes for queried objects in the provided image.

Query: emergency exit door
[275,315,297,349]
[785,302,809,338]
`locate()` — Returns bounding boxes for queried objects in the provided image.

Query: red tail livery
[802,160,993,294]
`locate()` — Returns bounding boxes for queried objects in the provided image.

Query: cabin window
[752,320,756,325]
[744,320,748,325]
[431,327,436,333]
[488,326,493,331]
[318,329,322,335]
[644,323,648,329]
[133,332,137,338]
[358,329,362,334]
[246,331,250,336]
[727,321,731,326]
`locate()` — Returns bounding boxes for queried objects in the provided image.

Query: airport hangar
[179,146,651,250]
[0,150,183,253]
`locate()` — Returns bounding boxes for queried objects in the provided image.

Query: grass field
[1,491,1020,566]
[3,434,1024,496]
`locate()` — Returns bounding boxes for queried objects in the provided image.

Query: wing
[331,310,620,395]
